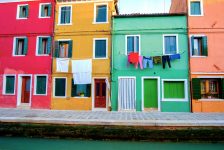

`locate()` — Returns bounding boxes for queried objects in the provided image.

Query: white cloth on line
[73,72,92,84]
[105,78,110,90]
[72,59,92,73]
[56,58,70,72]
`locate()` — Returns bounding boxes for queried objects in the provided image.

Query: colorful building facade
[188,0,224,112]
[51,0,117,110]
[111,14,190,112]
[0,0,55,109]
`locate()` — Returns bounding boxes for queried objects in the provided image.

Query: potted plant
[79,92,85,97]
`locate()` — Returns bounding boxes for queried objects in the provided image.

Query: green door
[144,79,158,109]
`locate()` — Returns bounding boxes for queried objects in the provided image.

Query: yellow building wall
[51,0,116,110]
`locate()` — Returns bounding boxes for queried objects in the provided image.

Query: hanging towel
[169,54,181,61]
[73,72,92,84]
[56,58,69,72]
[153,56,162,64]
[128,52,139,64]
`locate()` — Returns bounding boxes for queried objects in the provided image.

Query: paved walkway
[0,108,224,127]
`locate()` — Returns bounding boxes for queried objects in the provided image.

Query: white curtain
[118,78,136,111]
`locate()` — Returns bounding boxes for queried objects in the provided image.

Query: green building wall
[111,15,190,112]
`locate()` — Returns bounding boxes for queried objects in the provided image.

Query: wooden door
[144,79,158,109]
[21,76,31,103]
[94,79,106,108]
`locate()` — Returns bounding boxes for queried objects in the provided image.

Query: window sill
[162,98,188,102]
[92,21,109,24]
[39,16,51,19]
[189,14,204,17]
[36,54,50,56]
[34,94,47,96]
[13,55,26,57]
[2,93,15,96]
[16,18,28,20]
[72,97,90,99]
[191,56,207,58]
[93,57,108,60]
[54,96,66,98]
[199,99,224,101]
[57,23,72,26]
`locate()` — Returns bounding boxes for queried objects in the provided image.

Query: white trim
[17,74,32,107]
[0,0,34,3]
[12,36,27,57]
[163,34,179,55]
[198,99,224,101]
[191,72,224,75]
[118,76,136,111]
[33,75,48,96]
[93,3,109,24]
[2,74,16,95]
[93,38,108,59]
[39,3,51,19]
[196,76,224,79]
[161,79,188,102]
[125,35,141,55]
[92,77,108,111]
[16,4,28,20]
[53,77,67,98]
[188,0,204,16]
[141,77,161,112]
[58,5,72,25]
[56,0,113,5]
[35,36,51,56]
[189,34,208,57]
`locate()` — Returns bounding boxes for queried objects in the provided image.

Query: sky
[118,0,172,14]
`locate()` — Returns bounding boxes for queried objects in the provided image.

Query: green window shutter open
[68,40,73,58]
[55,78,66,97]
[54,41,59,57]
[164,81,185,99]
[36,76,47,94]
[71,79,76,97]
[48,4,52,16]
[19,6,23,18]
[192,78,201,99]
[47,37,52,54]
[5,76,15,94]
[221,79,224,99]
[202,36,208,56]
[191,36,194,55]
[86,84,91,97]
[15,38,19,55]
[25,5,29,18]
[41,5,45,17]
[38,37,42,55]
[24,37,28,55]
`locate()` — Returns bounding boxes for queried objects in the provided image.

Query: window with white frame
[37,36,51,55]
[54,78,66,97]
[94,38,107,58]
[54,40,72,58]
[3,75,15,95]
[14,37,28,56]
[39,3,52,18]
[164,35,178,55]
[59,6,71,24]
[190,0,202,16]
[35,75,47,95]
[71,79,91,97]
[190,35,208,56]
[95,4,107,23]
[17,5,29,19]
[126,35,140,54]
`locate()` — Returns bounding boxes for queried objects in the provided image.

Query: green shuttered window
[36,76,47,95]
[60,6,71,24]
[54,40,72,58]
[191,36,208,56]
[4,76,15,94]
[164,81,185,99]
[38,37,51,55]
[18,5,29,18]
[71,79,91,97]
[96,5,107,23]
[15,37,28,56]
[192,78,201,99]
[190,1,202,15]
[94,39,107,58]
[54,78,66,97]
[40,4,52,17]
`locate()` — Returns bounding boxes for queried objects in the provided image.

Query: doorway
[94,79,107,109]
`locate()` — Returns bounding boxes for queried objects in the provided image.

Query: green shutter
[19,6,23,18]
[191,36,194,55]
[192,78,201,99]
[87,84,91,97]
[54,41,59,57]
[36,76,47,94]
[5,76,15,94]
[15,38,19,55]
[41,5,44,17]
[164,81,185,99]
[38,37,42,55]
[71,79,76,97]
[48,4,52,16]
[68,40,73,58]
[47,37,52,54]
[24,37,28,55]
[65,7,70,23]
[25,5,29,18]
[221,79,224,99]
[202,36,208,56]
[55,78,66,97]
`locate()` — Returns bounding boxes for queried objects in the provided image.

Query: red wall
[0,0,55,109]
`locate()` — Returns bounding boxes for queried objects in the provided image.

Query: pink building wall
[0,0,55,109]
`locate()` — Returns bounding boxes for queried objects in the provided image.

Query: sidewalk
[0,108,224,127]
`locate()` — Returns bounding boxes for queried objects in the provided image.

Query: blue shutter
[65,7,71,23]
[25,5,29,18]
[95,40,106,58]
[96,5,107,22]
[127,37,134,53]
[24,37,28,55]
[48,4,52,16]
[202,36,208,56]
[68,40,73,58]
[191,2,201,15]
[47,37,52,54]
[165,36,170,54]
[135,36,139,53]
[60,7,66,24]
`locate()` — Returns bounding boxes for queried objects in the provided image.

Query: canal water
[0,137,224,150]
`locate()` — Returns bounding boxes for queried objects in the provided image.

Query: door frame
[92,77,108,111]
[141,76,161,112]
[17,74,32,107]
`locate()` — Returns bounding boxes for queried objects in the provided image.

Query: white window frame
[2,74,16,95]
[162,79,188,102]
[58,5,72,25]
[16,4,28,19]
[39,3,51,18]
[34,75,48,96]
[56,39,72,58]
[12,36,27,57]
[93,3,109,24]
[53,77,67,98]
[189,34,207,58]
[189,0,204,16]
[36,36,51,56]
[125,35,141,55]
[163,34,179,55]
[93,38,108,59]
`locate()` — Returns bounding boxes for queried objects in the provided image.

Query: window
[190,1,202,16]
[35,75,47,95]
[191,36,208,56]
[59,6,71,24]
[71,79,91,97]
[163,35,178,55]
[17,5,29,19]
[95,4,107,23]
[40,3,52,18]
[14,37,28,56]
[192,78,224,99]
[126,35,140,54]
[94,38,107,58]
[162,79,188,101]
[37,37,51,55]
[3,75,15,95]
[54,78,66,97]
[54,40,72,58]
